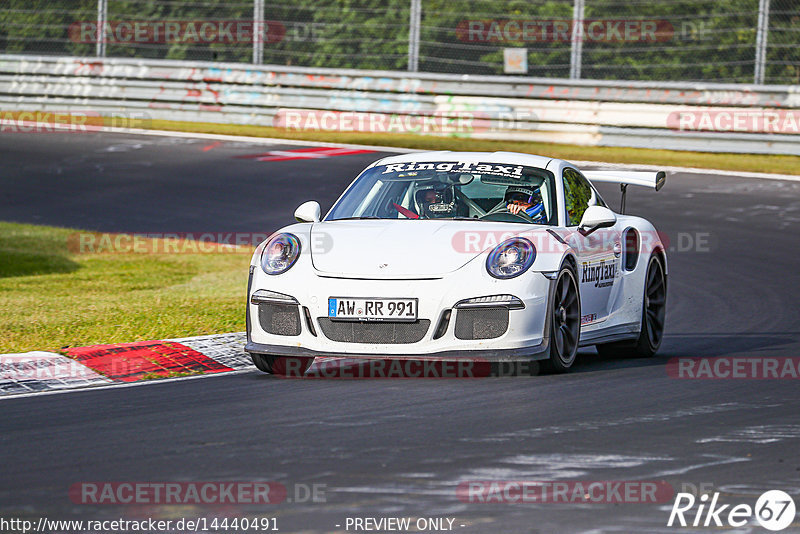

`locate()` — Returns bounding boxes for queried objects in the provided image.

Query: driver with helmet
[505,186,546,222]
[414,182,457,218]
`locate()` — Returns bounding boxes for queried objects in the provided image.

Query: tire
[596,255,666,359]
[543,265,581,373]
[250,354,314,376]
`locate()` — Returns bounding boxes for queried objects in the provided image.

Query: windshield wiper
[331,216,381,220]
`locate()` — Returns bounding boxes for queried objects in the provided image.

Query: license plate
[328,297,418,321]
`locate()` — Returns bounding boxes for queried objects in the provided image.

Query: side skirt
[578,322,640,347]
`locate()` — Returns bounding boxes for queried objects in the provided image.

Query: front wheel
[596,255,666,358]
[250,354,314,376]
[543,265,581,373]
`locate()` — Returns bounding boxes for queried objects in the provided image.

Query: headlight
[261,233,301,275]
[486,238,536,279]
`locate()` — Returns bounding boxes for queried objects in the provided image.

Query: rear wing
[582,170,666,214]
[583,170,666,191]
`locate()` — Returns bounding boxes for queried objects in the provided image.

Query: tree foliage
[0,0,795,83]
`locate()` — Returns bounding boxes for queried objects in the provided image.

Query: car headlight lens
[261,233,301,275]
[486,238,536,279]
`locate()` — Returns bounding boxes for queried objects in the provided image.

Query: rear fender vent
[624,228,640,272]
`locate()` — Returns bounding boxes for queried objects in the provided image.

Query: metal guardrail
[1,55,799,155]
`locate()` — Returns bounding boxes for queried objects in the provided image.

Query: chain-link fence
[0,0,797,84]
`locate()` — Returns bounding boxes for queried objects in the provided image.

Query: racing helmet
[505,185,546,221]
[504,185,541,205]
[415,182,455,218]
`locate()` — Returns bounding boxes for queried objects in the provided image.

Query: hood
[310,220,541,278]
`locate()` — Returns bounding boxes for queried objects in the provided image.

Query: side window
[563,168,593,226]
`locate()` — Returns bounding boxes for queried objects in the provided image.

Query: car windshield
[326,161,558,224]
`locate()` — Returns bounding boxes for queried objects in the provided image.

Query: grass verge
[0,222,250,354]
[148,119,800,176]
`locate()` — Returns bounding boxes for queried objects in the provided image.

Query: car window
[326,161,558,225]
[563,167,596,226]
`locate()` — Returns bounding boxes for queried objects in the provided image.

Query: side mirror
[578,205,617,236]
[294,201,321,223]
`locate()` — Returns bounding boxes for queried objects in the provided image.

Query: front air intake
[317,319,430,344]
[258,303,301,336]
[454,307,509,340]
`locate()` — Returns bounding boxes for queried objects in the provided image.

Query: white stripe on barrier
[1,54,796,106]
[1,54,799,155]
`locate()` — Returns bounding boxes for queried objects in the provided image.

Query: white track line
[0,368,255,402]
[4,120,798,181]
[0,119,418,154]
[120,127,421,154]
[127,127,800,183]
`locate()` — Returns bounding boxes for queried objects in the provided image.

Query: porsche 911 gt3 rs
[246,151,667,374]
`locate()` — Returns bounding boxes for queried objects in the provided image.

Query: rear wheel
[596,255,666,358]
[543,265,581,373]
[250,354,314,376]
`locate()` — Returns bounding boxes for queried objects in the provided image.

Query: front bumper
[246,258,555,362]
[245,339,550,362]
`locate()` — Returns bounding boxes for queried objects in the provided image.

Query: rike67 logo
[668,490,796,531]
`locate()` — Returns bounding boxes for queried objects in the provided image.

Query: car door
[561,167,621,325]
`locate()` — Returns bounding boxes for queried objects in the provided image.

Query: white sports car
[246,151,667,374]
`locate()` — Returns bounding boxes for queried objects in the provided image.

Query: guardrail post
[408,0,421,71]
[569,0,584,80]
[96,0,107,57]
[253,0,264,65]
[569,0,584,79]
[754,0,770,84]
